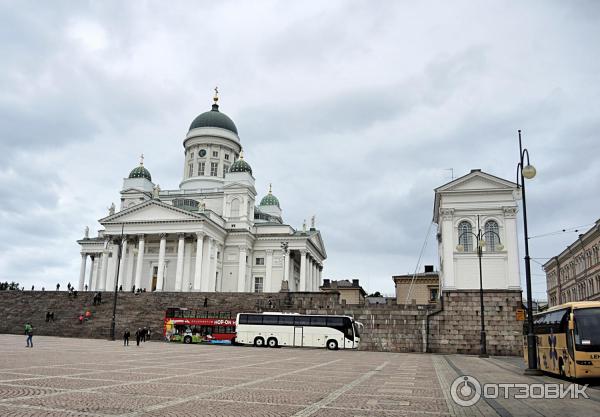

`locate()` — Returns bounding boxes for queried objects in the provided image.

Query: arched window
[484,220,500,251]
[458,221,473,252]
[231,198,240,217]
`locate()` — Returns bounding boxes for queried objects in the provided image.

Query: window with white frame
[223,164,229,178]
[198,162,205,176]
[210,162,218,176]
[254,277,263,293]
[255,257,264,265]
[212,151,218,158]
[458,221,473,251]
[224,153,230,160]
[188,163,194,177]
[484,220,500,251]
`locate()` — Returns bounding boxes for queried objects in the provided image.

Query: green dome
[230,157,252,175]
[129,165,152,181]
[260,185,280,207]
[189,104,238,134]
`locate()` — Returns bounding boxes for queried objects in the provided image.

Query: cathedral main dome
[189,103,238,134]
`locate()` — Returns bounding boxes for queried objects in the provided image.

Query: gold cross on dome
[213,86,219,103]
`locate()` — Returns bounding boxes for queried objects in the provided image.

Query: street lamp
[517,130,543,375]
[457,220,502,357]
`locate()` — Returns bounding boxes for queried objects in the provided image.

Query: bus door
[294,326,303,347]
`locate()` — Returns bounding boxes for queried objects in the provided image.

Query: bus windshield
[353,321,361,338]
[574,308,600,350]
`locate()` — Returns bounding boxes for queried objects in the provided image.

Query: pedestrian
[45,311,50,322]
[41,287,45,291]
[141,327,147,342]
[135,328,141,346]
[203,297,208,307]
[67,282,71,291]
[147,328,151,341]
[84,284,88,291]
[119,285,122,292]
[123,329,130,346]
[84,310,91,320]
[49,311,54,321]
[56,283,60,291]
[79,314,84,324]
[31,285,34,291]
[132,285,135,293]
[24,322,33,348]
[97,292,102,304]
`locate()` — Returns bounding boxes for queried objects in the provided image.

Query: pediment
[436,171,516,193]
[309,231,327,258]
[100,200,204,224]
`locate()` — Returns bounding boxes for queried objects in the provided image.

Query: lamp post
[457,221,503,357]
[109,224,125,341]
[517,130,543,375]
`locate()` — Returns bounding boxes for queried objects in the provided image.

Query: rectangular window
[198,162,205,176]
[263,315,278,325]
[212,151,218,158]
[223,164,229,178]
[255,257,265,265]
[248,314,263,324]
[279,315,294,326]
[254,277,264,293]
[238,314,248,324]
[210,162,218,176]
[294,316,311,326]
[429,287,439,302]
[310,316,327,326]
[188,163,194,177]
[224,153,230,160]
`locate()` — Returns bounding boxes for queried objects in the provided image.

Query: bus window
[279,315,294,326]
[248,315,263,325]
[310,317,326,326]
[238,314,248,324]
[263,315,279,325]
[343,318,354,339]
[326,317,344,327]
[294,316,310,326]
[574,308,600,351]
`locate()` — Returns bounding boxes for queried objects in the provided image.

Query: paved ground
[0,335,599,416]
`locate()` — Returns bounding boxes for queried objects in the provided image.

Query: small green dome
[189,104,238,134]
[129,164,152,181]
[260,184,280,207]
[229,152,252,175]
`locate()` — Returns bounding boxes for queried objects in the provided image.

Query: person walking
[135,328,141,346]
[56,283,60,291]
[24,322,33,348]
[123,329,130,346]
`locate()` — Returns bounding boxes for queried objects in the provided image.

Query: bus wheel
[254,337,265,347]
[326,340,338,350]
[183,336,192,344]
[267,337,278,348]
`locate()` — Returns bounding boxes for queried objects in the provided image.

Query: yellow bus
[524,301,600,378]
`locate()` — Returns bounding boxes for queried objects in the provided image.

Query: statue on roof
[152,184,161,199]
[311,215,315,229]
[108,203,115,215]
[84,226,89,239]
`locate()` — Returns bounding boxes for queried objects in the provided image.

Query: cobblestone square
[0,335,599,416]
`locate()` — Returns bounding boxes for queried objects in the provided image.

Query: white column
[117,238,128,290]
[265,249,273,292]
[504,207,521,289]
[216,243,223,292]
[175,234,185,291]
[134,235,145,291]
[156,233,167,291]
[193,233,204,291]
[299,250,307,291]
[183,241,193,291]
[78,253,87,291]
[99,249,109,291]
[238,246,247,292]
[125,244,135,291]
[87,255,95,291]
[440,209,456,289]
[207,238,217,292]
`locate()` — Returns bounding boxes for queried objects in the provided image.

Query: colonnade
[78,233,222,292]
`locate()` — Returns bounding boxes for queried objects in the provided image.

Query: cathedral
[77,91,326,293]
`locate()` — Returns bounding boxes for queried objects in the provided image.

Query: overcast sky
[1,1,599,297]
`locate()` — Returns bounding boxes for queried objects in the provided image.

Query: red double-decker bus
[164,308,236,344]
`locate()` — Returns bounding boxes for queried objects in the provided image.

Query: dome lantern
[229,150,253,175]
[260,183,280,207]
[128,153,152,181]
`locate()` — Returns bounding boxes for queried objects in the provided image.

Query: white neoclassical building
[77,92,326,293]
[433,169,522,291]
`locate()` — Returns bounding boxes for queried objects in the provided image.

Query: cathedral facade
[77,93,326,293]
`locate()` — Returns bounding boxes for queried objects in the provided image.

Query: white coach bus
[235,312,362,350]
